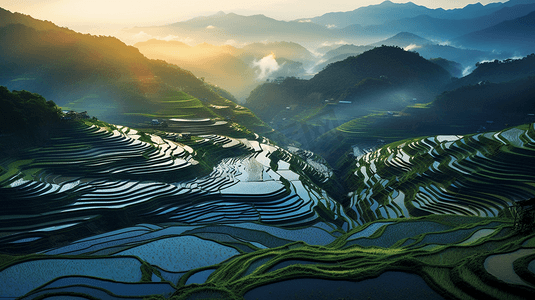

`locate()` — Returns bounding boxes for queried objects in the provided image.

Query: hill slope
[453,10,535,54]
[246,46,451,149]
[301,0,510,28]
[119,12,338,48]
[315,74,535,165]
[0,8,272,137]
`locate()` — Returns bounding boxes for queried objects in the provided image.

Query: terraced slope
[349,124,535,224]
[2,121,535,299]
[0,121,346,254]
[3,212,534,299]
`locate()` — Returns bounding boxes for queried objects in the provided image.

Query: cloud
[326,24,337,28]
[320,40,348,47]
[298,19,312,23]
[133,31,152,41]
[252,52,281,80]
[206,25,215,29]
[161,35,194,44]
[224,39,247,47]
[308,48,323,58]
[224,39,237,46]
[462,66,475,77]
[130,31,195,45]
[404,44,422,51]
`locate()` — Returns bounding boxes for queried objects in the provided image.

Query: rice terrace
[2,0,535,299]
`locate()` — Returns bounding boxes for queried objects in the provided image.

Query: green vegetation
[246,46,450,116]
[0,12,276,143]
[163,216,532,300]
[0,86,61,134]
[315,75,535,166]
[2,7,535,300]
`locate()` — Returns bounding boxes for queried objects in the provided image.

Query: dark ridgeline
[0,86,63,153]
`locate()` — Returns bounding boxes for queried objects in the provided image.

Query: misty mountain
[133,39,257,98]
[429,58,463,78]
[340,2,535,41]
[118,1,535,51]
[0,8,271,136]
[369,32,495,67]
[134,39,242,57]
[246,46,452,150]
[246,46,450,122]
[452,10,535,54]
[322,45,374,62]
[120,12,338,48]
[238,42,315,64]
[311,45,374,73]
[133,39,312,99]
[308,46,450,98]
[300,0,527,29]
[448,54,535,89]
[320,32,502,75]
[314,75,535,165]
[369,32,432,47]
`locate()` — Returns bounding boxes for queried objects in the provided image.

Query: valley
[1,0,535,299]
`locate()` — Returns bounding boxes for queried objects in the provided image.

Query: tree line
[0,86,62,134]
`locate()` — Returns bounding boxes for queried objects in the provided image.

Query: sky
[1,0,502,34]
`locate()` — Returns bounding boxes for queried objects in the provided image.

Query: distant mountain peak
[468,2,484,7]
[395,31,423,37]
[371,32,432,47]
[379,1,419,7]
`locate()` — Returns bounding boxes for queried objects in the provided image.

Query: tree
[511,198,535,233]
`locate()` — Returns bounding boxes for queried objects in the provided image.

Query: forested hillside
[246,46,451,121]
[0,8,271,138]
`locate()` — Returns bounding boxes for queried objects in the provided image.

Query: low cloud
[252,52,281,80]
[298,19,312,23]
[224,39,247,47]
[133,31,152,41]
[462,66,475,77]
[320,40,348,47]
[162,35,194,44]
[326,24,337,28]
[206,25,215,29]
[404,44,422,51]
[131,31,194,45]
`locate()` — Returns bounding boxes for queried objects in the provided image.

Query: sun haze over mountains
[1,1,535,300]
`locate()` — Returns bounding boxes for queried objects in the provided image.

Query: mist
[252,53,282,80]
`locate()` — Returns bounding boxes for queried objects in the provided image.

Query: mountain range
[118,0,535,50]
[453,10,535,53]
[0,8,273,138]
[298,0,534,28]
[2,2,535,300]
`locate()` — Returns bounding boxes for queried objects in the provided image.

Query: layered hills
[245,46,451,148]
[1,91,535,299]
[0,8,273,139]
[118,0,535,51]
[313,32,505,74]
[133,40,313,99]
[299,0,530,28]
[314,65,535,166]
[1,2,535,299]
[453,10,535,53]
[120,11,338,48]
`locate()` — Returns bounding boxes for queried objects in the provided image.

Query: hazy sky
[2,0,502,32]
